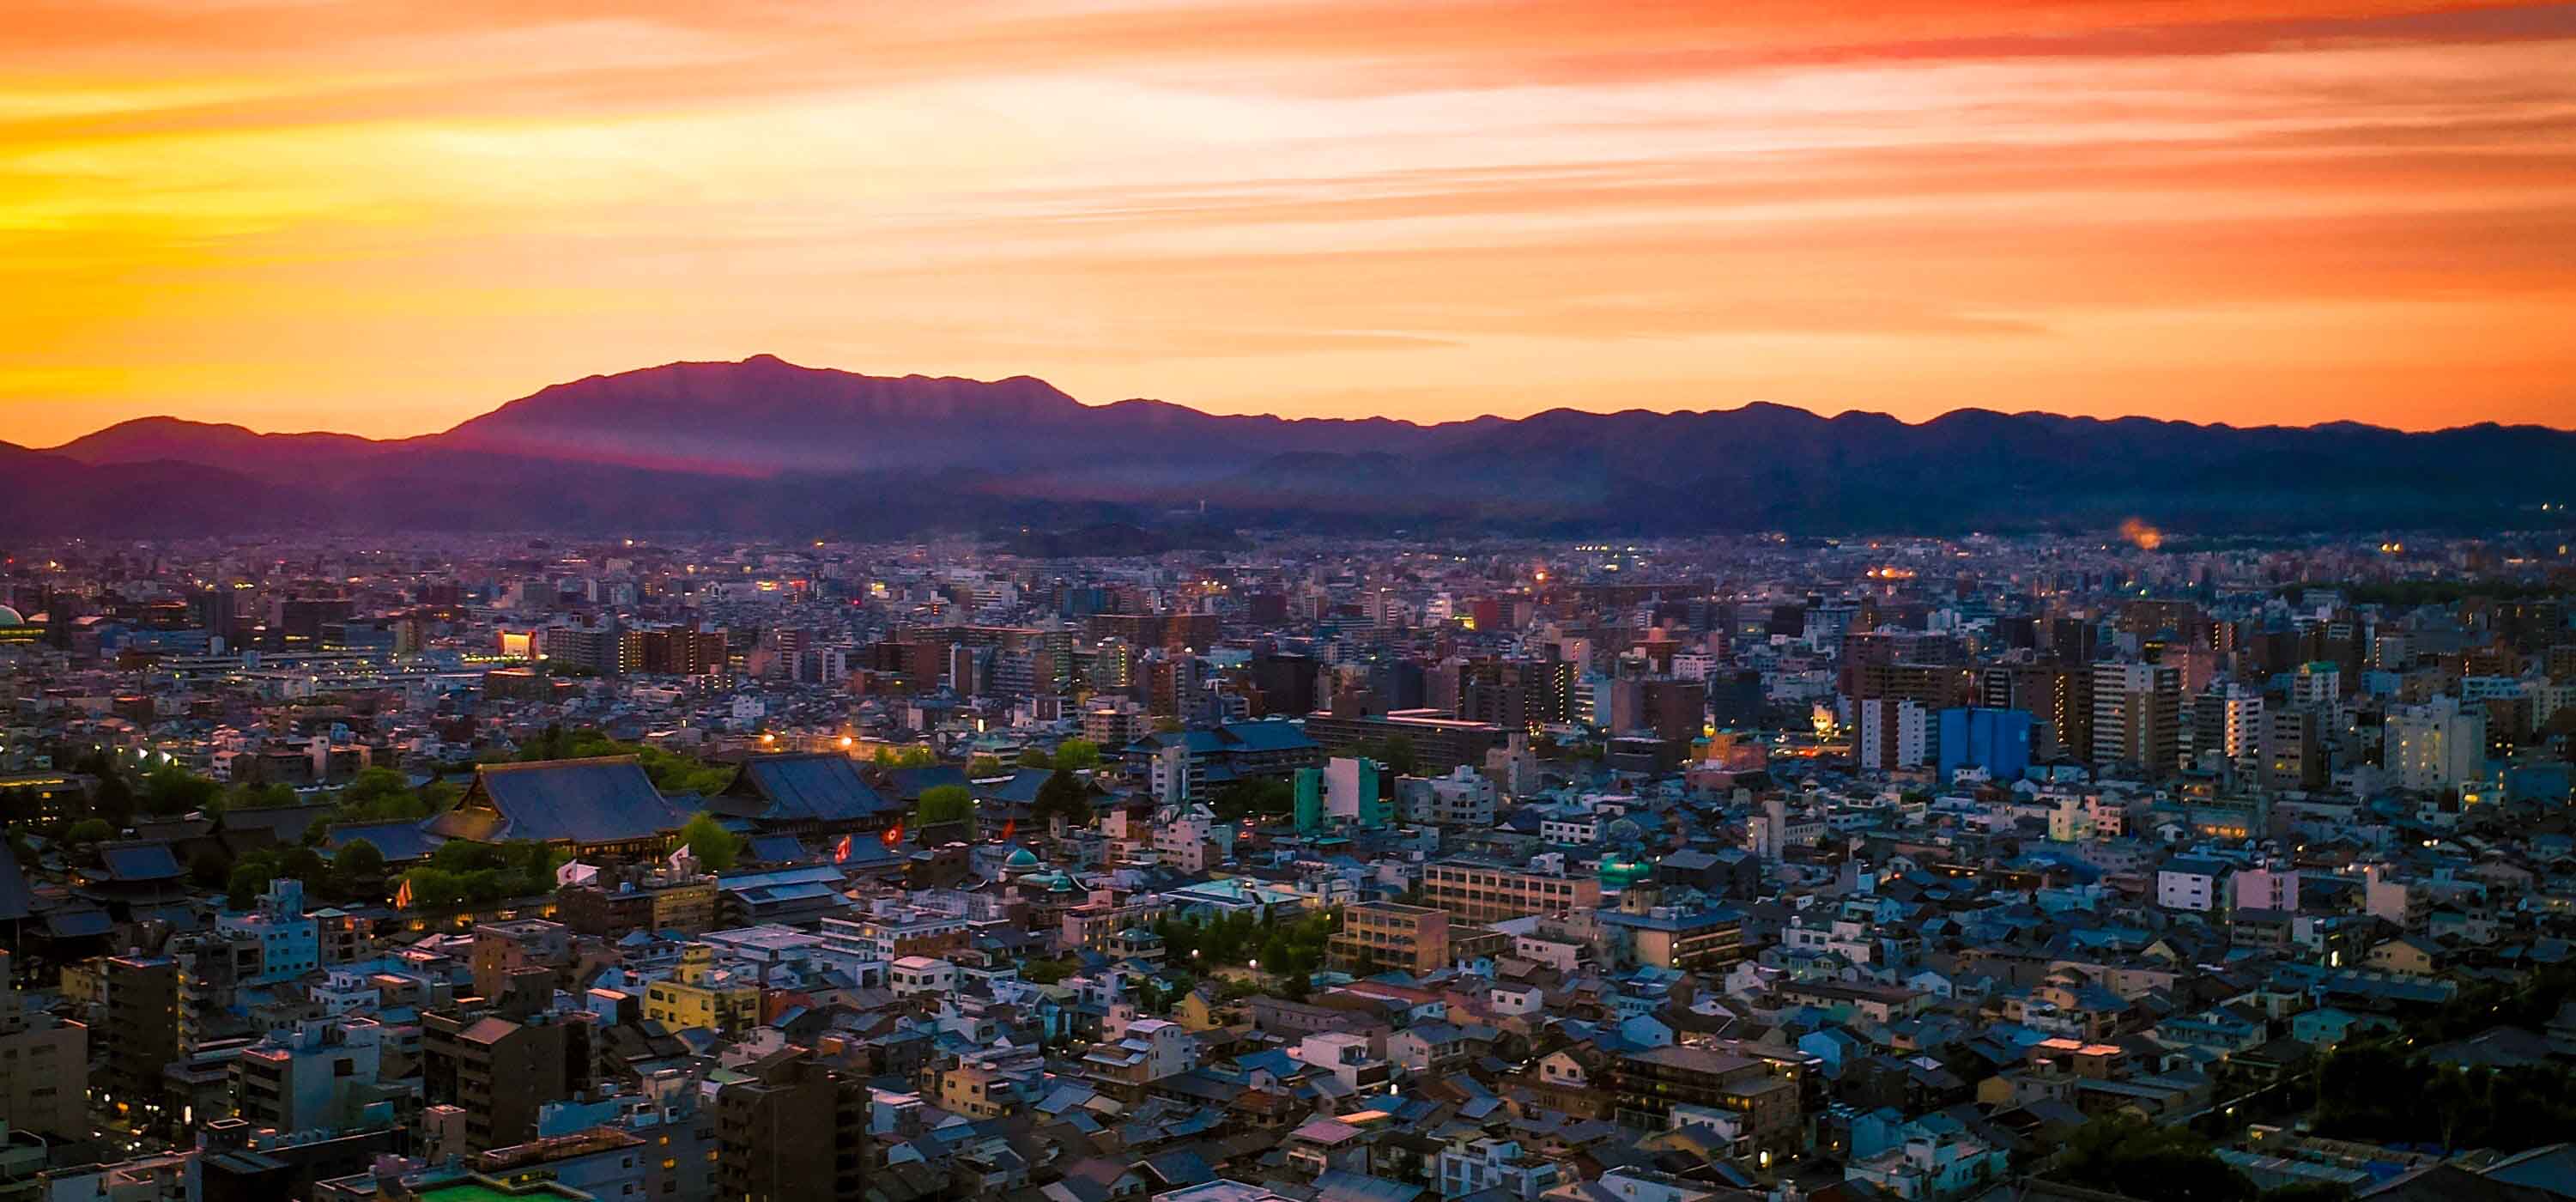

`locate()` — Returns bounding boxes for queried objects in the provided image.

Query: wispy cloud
[3,0,2572,440]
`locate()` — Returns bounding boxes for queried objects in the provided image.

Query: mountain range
[8,354,2572,540]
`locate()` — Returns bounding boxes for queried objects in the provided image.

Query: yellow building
[643,944,761,1034]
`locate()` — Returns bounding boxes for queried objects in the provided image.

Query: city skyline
[9,0,2576,444]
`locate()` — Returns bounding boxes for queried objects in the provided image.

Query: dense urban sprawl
[1,531,2573,1202]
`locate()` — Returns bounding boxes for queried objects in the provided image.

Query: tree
[678,811,742,871]
[1053,740,1101,772]
[2051,1116,2255,1202]
[89,770,136,829]
[332,839,387,901]
[276,846,327,886]
[523,729,733,795]
[1212,779,1293,825]
[873,744,938,769]
[409,838,553,902]
[400,866,470,909]
[64,817,117,846]
[1349,736,1419,778]
[188,846,233,889]
[142,765,221,816]
[967,756,1003,779]
[227,863,272,910]
[1375,735,1420,777]
[1032,771,1094,829]
[917,785,975,827]
[335,768,428,822]
[1021,957,1077,985]
[1017,746,1055,769]
[222,780,297,810]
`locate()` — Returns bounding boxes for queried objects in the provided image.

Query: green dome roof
[1004,847,1041,868]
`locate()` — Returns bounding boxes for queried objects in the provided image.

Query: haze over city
[9,0,2576,444]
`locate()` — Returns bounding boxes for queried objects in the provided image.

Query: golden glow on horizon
[5,1,2576,445]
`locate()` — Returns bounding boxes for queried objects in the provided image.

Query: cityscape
[9,3,2576,1202]
[0,525,2571,1202]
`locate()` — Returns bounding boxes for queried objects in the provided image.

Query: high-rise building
[1980,664,2091,760]
[2262,707,2326,794]
[2386,696,2488,793]
[1852,697,1930,771]
[231,1017,386,1132]
[421,1008,590,1152]
[2219,685,2266,771]
[1935,707,2032,782]
[1450,658,1577,730]
[1252,652,1320,717]
[542,619,632,676]
[189,587,238,648]
[633,622,729,676]
[0,950,87,1139]
[715,1048,869,1202]
[1605,676,1706,744]
[100,954,179,1122]
[2090,662,2181,774]
[1324,756,1386,828]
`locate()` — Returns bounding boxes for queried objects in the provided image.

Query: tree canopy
[1151,908,1337,991]
[332,838,388,902]
[1032,771,1094,828]
[678,811,742,871]
[1052,739,1101,771]
[917,784,976,827]
[872,744,939,769]
[141,764,221,815]
[64,817,116,846]
[396,839,563,909]
[522,728,734,795]
[2049,1116,2255,1202]
[1210,778,1293,825]
[1345,735,1420,777]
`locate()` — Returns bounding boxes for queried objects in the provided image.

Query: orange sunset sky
[8,0,2574,445]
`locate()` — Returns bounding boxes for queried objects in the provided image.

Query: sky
[6,0,2574,445]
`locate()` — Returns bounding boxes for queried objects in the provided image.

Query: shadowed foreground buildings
[715,1048,870,1202]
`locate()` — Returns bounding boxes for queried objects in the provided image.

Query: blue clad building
[1937,707,2033,783]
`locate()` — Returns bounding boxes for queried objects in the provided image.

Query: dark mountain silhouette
[53,417,385,470]
[22,355,2576,537]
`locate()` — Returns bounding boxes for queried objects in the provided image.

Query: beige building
[1420,859,1601,923]
[1329,902,1453,975]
